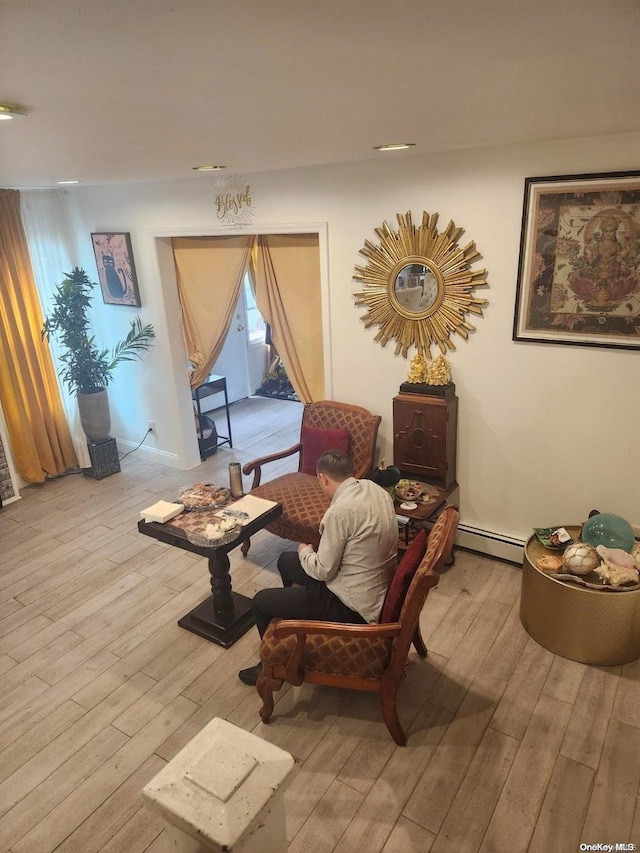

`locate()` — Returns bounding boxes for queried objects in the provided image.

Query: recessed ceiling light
[0,104,27,121]
[373,143,416,151]
[56,180,79,185]
[192,165,226,171]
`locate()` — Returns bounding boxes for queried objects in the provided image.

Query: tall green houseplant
[42,267,155,442]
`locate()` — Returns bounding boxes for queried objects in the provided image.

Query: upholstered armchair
[241,400,381,554]
[256,506,459,746]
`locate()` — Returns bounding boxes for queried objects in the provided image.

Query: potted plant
[42,267,155,442]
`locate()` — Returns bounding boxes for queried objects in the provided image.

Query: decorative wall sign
[353,211,488,357]
[513,171,640,350]
[91,232,142,306]
[214,174,254,226]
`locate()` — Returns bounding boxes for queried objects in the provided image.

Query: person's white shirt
[299,477,398,623]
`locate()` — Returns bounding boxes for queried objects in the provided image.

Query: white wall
[71,130,640,543]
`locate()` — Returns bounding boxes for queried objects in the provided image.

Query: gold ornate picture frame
[513,170,640,350]
[353,211,488,357]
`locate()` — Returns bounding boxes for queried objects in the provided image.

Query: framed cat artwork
[91,232,142,306]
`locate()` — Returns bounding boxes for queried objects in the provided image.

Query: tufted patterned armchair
[241,400,381,555]
[256,506,459,746]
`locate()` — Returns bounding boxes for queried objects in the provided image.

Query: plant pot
[77,389,111,443]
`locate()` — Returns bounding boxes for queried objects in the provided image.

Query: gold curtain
[0,190,78,482]
[172,235,255,388]
[253,234,324,403]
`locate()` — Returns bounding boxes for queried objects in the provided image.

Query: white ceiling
[1,0,639,188]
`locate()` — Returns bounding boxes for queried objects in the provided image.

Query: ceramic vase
[77,389,111,443]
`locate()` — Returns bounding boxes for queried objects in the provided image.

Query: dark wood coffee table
[138,501,282,648]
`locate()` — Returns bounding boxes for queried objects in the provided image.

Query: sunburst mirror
[353,211,488,357]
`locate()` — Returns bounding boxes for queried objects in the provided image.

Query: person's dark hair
[316,450,354,481]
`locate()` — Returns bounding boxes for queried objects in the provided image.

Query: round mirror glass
[394,263,439,314]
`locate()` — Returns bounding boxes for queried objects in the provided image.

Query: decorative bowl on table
[417,482,440,503]
[395,480,423,502]
[185,517,240,548]
[178,483,231,511]
[533,527,574,551]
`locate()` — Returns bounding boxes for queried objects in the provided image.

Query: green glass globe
[581,513,635,552]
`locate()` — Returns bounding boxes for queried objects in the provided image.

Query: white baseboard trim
[456,523,525,565]
[116,440,180,467]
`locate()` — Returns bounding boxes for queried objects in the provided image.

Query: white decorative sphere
[562,542,600,575]
[631,541,640,570]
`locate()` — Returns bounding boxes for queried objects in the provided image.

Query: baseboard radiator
[455,522,526,565]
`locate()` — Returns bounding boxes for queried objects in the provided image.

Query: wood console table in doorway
[138,499,282,648]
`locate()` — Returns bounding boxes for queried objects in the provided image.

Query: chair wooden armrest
[271,619,402,640]
[242,442,303,488]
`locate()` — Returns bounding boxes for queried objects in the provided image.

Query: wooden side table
[395,488,449,552]
[520,528,640,665]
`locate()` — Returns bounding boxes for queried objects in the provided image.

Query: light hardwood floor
[1,395,639,852]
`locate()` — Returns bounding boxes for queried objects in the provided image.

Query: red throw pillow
[380,529,427,623]
[300,425,350,475]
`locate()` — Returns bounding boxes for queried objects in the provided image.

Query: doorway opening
[254,337,300,403]
[196,271,300,455]
[209,270,268,405]
[156,224,328,470]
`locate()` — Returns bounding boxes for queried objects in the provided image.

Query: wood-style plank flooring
[1,395,639,852]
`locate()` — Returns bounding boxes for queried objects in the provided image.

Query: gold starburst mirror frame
[353,211,488,357]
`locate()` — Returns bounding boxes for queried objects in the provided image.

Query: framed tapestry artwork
[513,171,640,350]
[91,232,142,306]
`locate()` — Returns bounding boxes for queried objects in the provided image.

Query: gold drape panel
[253,234,324,403]
[172,236,255,388]
[0,190,78,482]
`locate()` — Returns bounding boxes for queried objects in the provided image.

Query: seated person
[239,449,399,685]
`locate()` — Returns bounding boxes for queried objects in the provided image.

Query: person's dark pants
[251,551,366,638]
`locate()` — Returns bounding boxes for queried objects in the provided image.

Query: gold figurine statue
[406,352,428,384]
[425,355,452,386]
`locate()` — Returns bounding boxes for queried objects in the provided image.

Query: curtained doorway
[209,271,269,405]
[156,226,327,470]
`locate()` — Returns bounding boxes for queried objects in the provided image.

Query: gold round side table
[520,528,640,666]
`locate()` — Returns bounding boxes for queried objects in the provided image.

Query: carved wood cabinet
[393,385,458,490]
